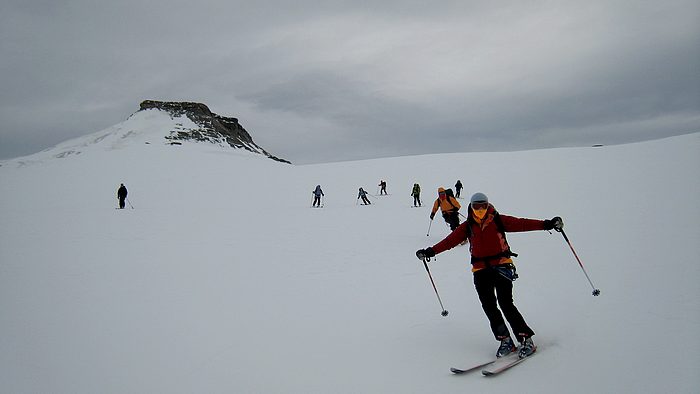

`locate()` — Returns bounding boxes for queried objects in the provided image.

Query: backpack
[442,188,458,210]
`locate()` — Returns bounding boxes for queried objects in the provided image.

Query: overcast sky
[1,0,698,164]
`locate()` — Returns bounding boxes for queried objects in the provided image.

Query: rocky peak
[139,100,290,163]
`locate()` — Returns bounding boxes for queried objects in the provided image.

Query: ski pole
[126,198,134,209]
[557,228,600,296]
[422,257,449,317]
[426,218,433,236]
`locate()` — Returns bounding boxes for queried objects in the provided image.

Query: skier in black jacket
[117,183,128,209]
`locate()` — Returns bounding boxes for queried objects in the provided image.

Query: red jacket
[431,204,546,272]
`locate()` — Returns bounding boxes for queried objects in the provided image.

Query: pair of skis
[451,350,535,376]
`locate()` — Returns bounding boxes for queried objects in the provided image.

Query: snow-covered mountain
[0,132,698,393]
[1,100,289,167]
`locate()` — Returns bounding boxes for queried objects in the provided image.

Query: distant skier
[455,180,463,198]
[312,185,324,208]
[430,187,461,231]
[378,180,388,195]
[411,183,422,207]
[358,187,371,205]
[416,192,563,359]
[117,183,128,209]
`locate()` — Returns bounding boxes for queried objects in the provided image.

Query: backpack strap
[443,196,458,211]
[491,210,518,257]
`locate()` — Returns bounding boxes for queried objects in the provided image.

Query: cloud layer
[1,0,698,163]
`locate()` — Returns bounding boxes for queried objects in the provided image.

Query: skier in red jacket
[416,192,562,359]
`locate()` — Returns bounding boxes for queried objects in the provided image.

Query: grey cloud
[1,0,698,162]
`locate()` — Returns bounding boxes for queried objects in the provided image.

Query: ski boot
[518,337,536,358]
[496,337,516,358]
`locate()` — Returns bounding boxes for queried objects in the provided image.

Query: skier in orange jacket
[430,187,461,231]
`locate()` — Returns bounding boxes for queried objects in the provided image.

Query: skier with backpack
[378,180,388,195]
[411,183,422,207]
[430,187,461,231]
[312,185,324,208]
[416,192,563,359]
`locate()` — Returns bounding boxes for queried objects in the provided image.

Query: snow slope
[1,130,699,393]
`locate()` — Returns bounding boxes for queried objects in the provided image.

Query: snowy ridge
[2,105,289,167]
[0,133,699,393]
[2,110,197,166]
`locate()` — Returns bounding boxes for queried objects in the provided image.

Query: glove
[544,216,563,231]
[429,212,435,220]
[416,247,436,260]
[552,216,563,231]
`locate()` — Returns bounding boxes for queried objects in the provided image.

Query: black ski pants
[413,195,421,206]
[443,211,460,231]
[473,267,534,342]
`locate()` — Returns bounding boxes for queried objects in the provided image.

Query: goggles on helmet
[471,202,488,210]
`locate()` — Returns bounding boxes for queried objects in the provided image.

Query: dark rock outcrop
[139,100,290,163]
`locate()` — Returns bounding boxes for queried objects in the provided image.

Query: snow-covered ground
[1,115,698,393]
